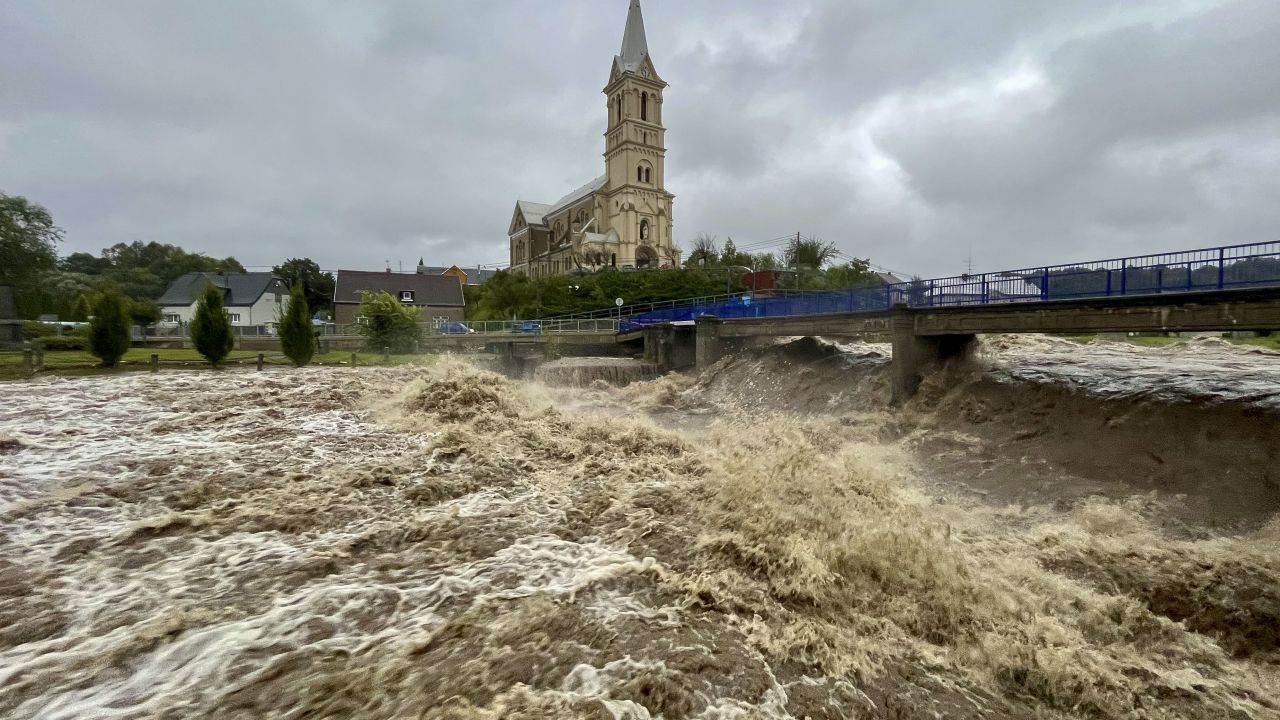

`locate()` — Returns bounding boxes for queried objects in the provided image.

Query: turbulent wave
[1,349,1278,718]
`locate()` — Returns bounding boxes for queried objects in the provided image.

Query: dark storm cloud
[1,0,1277,276]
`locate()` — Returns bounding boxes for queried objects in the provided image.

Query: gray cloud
[1,0,1277,277]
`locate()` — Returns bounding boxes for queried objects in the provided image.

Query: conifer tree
[279,283,315,367]
[191,283,233,367]
[88,288,130,367]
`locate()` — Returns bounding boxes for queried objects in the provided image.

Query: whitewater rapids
[2,339,1279,719]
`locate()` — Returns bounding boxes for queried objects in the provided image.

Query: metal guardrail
[542,288,816,322]
[618,241,1280,331]
[423,319,618,336]
[889,241,1280,307]
[144,318,620,340]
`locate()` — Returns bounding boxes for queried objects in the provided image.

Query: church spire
[617,0,649,73]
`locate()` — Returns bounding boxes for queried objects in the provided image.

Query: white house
[158,272,288,327]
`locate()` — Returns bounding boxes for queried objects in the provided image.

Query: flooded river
[2,338,1278,718]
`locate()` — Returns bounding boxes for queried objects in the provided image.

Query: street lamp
[726,265,756,299]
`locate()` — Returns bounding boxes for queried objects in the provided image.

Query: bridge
[599,241,1280,401]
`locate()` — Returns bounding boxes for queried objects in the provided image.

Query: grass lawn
[0,347,437,379]
[1124,336,1184,347]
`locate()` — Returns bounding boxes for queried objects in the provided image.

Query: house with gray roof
[158,272,288,327]
[332,269,466,325]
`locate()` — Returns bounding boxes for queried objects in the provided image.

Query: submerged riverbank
[1,339,1278,718]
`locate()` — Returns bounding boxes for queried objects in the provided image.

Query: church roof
[546,175,607,216]
[517,200,552,227]
[616,0,649,74]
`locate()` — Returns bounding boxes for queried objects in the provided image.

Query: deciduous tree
[356,291,421,354]
[272,258,335,314]
[0,193,63,317]
[784,236,839,270]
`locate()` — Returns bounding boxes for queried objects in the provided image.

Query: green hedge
[35,335,88,351]
[20,321,58,340]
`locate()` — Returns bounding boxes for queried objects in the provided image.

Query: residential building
[413,259,497,285]
[507,0,678,278]
[332,269,465,325]
[158,272,288,326]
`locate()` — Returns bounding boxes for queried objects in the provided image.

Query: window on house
[163,314,180,323]
[399,290,415,302]
[227,313,241,323]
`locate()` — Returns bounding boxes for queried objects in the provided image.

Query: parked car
[435,321,475,335]
[511,321,542,335]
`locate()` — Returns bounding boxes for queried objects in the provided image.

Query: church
[507,0,677,277]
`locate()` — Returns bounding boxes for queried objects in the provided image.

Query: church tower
[602,0,674,265]
[506,0,677,276]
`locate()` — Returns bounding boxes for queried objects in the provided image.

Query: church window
[645,167,651,183]
[637,166,643,182]
[641,92,648,121]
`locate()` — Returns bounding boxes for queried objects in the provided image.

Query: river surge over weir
[2,340,1279,719]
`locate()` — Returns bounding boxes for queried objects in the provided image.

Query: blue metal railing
[618,241,1280,331]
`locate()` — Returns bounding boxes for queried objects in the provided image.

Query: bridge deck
[705,286,1280,338]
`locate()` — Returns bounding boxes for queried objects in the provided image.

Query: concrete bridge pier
[695,316,725,370]
[643,323,696,372]
[891,312,975,403]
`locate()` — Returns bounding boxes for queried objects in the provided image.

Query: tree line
[1,192,335,323]
[468,234,885,320]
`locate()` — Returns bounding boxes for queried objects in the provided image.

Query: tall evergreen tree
[279,283,315,367]
[190,284,234,367]
[88,289,130,367]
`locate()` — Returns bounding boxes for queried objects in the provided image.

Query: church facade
[508,0,677,277]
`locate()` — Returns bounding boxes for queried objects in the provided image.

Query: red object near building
[739,270,798,293]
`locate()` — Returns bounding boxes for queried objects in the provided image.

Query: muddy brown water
[1,338,1278,719]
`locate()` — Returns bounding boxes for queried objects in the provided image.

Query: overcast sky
[3,0,1278,277]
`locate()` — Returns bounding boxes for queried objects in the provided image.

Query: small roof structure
[517,201,552,228]
[158,272,286,307]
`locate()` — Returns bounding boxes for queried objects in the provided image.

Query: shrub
[35,335,87,351]
[89,289,131,366]
[190,283,234,366]
[356,291,421,354]
[279,283,314,367]
[129,298,162,327]
[20,320,57,340]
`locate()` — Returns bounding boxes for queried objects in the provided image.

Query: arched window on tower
[637,166,643,182]
[644,167,651,183]
[641,93,648,121]
[615,95,622,124]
